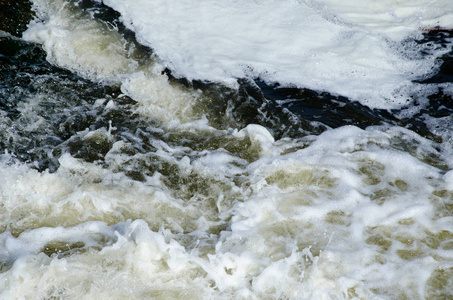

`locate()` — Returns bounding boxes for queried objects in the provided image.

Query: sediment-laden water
[1,0,453,299]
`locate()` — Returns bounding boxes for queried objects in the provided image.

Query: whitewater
[0,0,452,299]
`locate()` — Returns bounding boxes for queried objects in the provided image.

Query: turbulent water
[1,0,453,299]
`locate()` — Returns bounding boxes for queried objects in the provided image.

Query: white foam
[102,0,453,109]
[1,122,452,298]
[232,124,277,157]
[5,0,453,298]
[23,0,139,83]
[226,125,449,297]
[23,0,204,125]
[305,0,453,39]
[445,170,453,191]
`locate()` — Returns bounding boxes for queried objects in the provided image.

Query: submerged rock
[0,0,34,36]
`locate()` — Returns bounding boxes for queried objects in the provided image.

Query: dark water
[1,1,453,299]
[1,9,452,172]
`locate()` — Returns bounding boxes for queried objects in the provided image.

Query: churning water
[1,0,453,298]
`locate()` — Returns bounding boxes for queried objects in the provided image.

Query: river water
[1,0,453,299]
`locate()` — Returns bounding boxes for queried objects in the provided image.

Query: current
[0,0,453,299]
